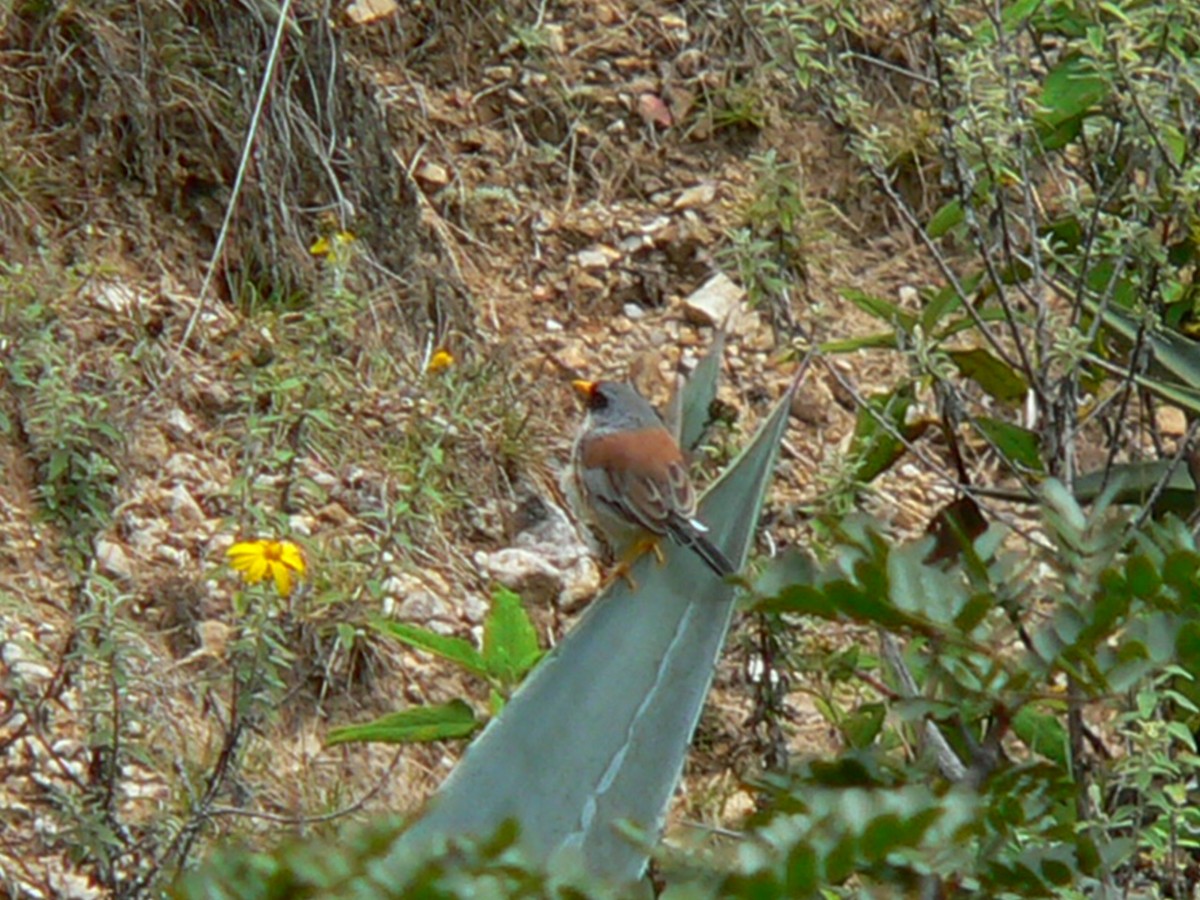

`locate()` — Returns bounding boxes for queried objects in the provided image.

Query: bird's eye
[587,389,609,411]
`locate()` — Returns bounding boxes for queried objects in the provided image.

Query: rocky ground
[0,1,950,895]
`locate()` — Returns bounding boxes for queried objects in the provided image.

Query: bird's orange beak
[572,379,597,399]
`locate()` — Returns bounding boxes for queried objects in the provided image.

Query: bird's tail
[668,516,735,577]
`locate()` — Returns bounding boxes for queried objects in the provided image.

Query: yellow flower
[226,539,306,597]
[309,230,356,261]
[427,349,454,373]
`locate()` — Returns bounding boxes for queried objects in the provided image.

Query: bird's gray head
[572,380,663,433]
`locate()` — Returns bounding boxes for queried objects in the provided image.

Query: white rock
[165,407,196,439]
[1156,405,1187,437]
[640,215,672,234]
[461,592,489,624]
[170,485,205,526]
[95,538,133,579]
[558,557,601,613]
[674,182,717,210]
[288,513,316,536]
[345,0,398,25]
[164,452,201,478]
[154,544,189,567]
[476,547,562,606]
[414,160,450,189]
[93,281,143,315]
[386,573,459,632]
[623,302,646,320]
[545,318,565,333]
[576,248,616,271]
[2,641,54,682]
[683,272,745,326]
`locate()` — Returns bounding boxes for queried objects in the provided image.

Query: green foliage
[717,151,813,323]
[779,0,1200,515]
[1,270,122,542]
[172,819,634,900]
[330,588,542,746]
[741,485,1200,894]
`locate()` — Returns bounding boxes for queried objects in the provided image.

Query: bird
[570,379,735,579]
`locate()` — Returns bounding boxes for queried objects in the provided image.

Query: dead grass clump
[0,0,472,342]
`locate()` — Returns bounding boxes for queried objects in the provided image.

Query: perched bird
[570,379,734,579]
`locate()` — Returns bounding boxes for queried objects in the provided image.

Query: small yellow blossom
[309,230,356,262]
[226,539,306,598]
[427,349,455,373]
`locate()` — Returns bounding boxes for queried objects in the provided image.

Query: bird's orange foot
[601,537,664,590]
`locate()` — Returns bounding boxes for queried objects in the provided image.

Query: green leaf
[325,700,479,746]
[1073,461,1197,516]
[761,579,941,637]
[841,288,918,335]
[848,384,924,484]
[47,448,70,482]
[1034,56,1108,149]
[820,332,901,353]
[920,282,966,331]
[954,592,994,632]
[926,199,964,238]
[948,348,1028,404]
[973,416,1044,473]
[1125,554,1162,600]
[482,588,542,685]
[753,549,819,598]
[374,619,488,678]
[860,813,906,862]
[1011,705,1069,766]
[842,702,885,749]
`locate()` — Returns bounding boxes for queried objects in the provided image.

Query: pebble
[95,537,133,579]
[683,272,745,326]
[674,183,717,210]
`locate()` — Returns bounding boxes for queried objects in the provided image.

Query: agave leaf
[677,329,727,453]
[385,372,802,883]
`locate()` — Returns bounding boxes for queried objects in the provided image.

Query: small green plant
[326,587,542,747]
[716,151,814,329]
[3,295,123,543]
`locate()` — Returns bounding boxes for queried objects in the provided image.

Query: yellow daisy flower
[226,539,306,598]
[426,349,454,373]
